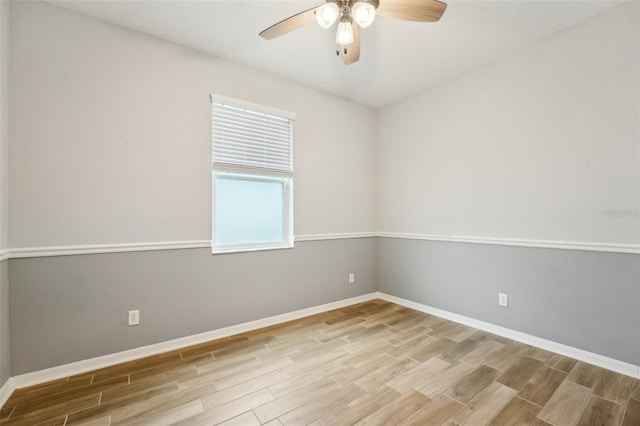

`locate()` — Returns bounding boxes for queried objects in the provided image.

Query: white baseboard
[8,293,378,393]
[0,377,15,408]
[376,292,640,379]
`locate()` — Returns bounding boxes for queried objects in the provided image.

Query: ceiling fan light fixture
[352,2,376,28]
[316,2,340,29]
[335,20,354,45]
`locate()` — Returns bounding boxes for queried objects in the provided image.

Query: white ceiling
[48,0,624,108]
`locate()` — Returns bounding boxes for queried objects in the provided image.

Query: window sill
[211,243,294,255]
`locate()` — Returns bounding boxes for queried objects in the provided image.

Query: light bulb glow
[335,20,354,44]
[352,2,376,28]
[316,3,339,29]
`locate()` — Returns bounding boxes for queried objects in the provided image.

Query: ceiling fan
[259,0,447,65]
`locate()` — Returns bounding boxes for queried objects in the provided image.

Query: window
[211,94,294,253]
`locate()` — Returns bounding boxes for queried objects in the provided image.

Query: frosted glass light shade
[336,21,354,44]
[352,2,376,28]
[316,3,339,29]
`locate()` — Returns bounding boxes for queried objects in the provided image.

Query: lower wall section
[0,260,9,387]
[9,238,377,375]
[377,237,640,366]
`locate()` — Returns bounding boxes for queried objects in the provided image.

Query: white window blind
[212,97,294,174]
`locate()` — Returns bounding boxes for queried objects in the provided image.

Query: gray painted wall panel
[377,237,640,365]
[0,261,9,386]
[10,239,376,374]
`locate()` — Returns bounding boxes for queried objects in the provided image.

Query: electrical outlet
[128,310,140,326]
[498,293,508,307]
[349,273,355,284]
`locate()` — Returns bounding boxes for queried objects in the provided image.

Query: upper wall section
[377,1,639,247]
[9,1,377,248]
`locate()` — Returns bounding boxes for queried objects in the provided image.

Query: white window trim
[211,94,295,255]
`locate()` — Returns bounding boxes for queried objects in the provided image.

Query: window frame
[210,94,295,254]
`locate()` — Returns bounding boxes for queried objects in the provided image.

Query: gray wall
[10,238,376,374]
[378,237,640,365]
[0,261,9,386]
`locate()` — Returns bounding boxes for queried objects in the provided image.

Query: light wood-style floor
[1,299,639,426]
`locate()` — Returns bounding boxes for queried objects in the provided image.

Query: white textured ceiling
[48,0,623,108]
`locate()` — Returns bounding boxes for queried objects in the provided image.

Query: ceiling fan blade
[341,23,360,65]
[376,0,447,22]
[259,7,319,40]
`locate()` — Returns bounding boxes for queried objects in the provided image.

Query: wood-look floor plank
[331,353,392,385]
[200,369,290,408]
[388,356,450,394]
[101,376,182,404]
[530,418,553,426]
[309,385,400,426]
[417,362,475,398]
[521,346,553,363]
[253,377,340,424]
[593,369,634,405]
[409,337,457,362]
[459,340,505,367]
[6,375,94,407]
[92,353,182,383]
[278,382,365,425]
[11,375,128,418]
[30,415,67,426]
[283,350,346,376]
[179,335,250,360]
[129,399,204,425]
[67,415,111,425]
[440,339,480,362]
[485,342,528,371]
[342,323,389,344]
[576,395,624,426]
[213,356,294,390]
[518,365,567,406]
[1,405,15,421]
[629,379,640,400]
[173,389,273,426]
[496,356,544,391]
[400,395,463,426]
[445,364,500,404]
[622,398,640,426]
[3,394,101,426]
[385,325,430,346]
[488,396,540,426]
[546,353,578,373]
[217,410,261,426]
[386,334,436,358]
[537,380,592,425]
[66,382,181,425]
[269,361,342,398]
[338,342,392,367]
[210,335,275,360]
[450,381,515,425]
[355,356,419,392]
[567,361,605,388]
[355,390,432,425]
